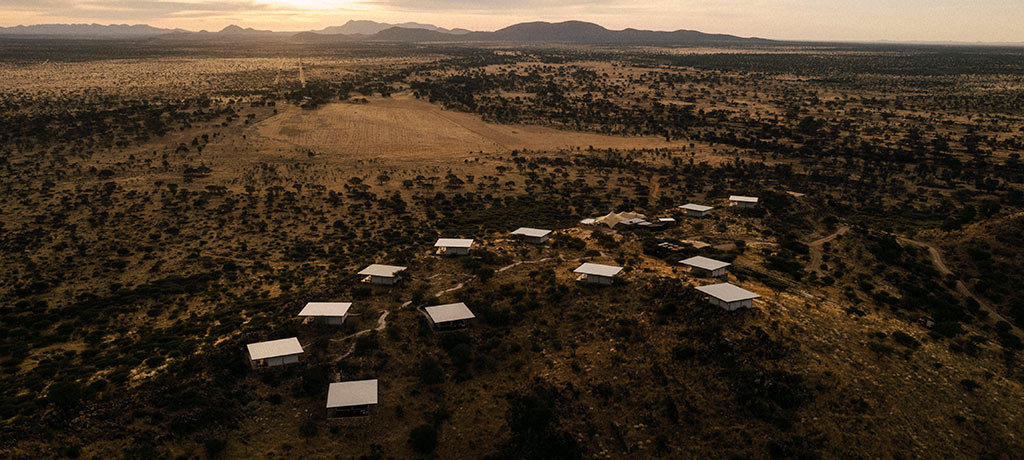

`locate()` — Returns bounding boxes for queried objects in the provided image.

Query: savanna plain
[2,38,1024,459]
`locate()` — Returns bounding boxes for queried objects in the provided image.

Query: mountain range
[0,23,188,37]
[0,20,766,45]
[313,20,471,36]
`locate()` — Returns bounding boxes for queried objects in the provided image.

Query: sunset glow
[0,0,1021,42]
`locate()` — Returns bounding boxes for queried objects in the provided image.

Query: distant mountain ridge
[487,21,765,44]
[359,21,765,44]
[0,20,767,45]
[0,23,186,37]
[314,20,470,36]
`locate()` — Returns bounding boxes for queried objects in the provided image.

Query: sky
[1,0,1022,43]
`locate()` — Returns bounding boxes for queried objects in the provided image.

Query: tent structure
[574,262,624,285]
[680,203,714,217]
[435,238,474,255]
[680,256,731,278]
[511,227,552,244]
[695,283,760,311]
[594,211,647,228]
[247,337,303,369]
[729,195,759,208]
[424,302,476,331]
[298,302,352,325]
[358,264,407,285]
[326,379,378,419]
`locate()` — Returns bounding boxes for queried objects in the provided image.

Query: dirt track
[806,225,850,274]
[899,236,1018,333]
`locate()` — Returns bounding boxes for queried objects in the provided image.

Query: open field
[1,39,1024,459]
[253,94,680,160]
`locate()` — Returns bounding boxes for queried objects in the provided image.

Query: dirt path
[331,310,389,343]
[298,61,305,88]
[435,282,466,297]
[331,310,390,359]
[806,225,850,274]
[898,236,1018,333]
[497,256,561,273]
[328,253,585,359]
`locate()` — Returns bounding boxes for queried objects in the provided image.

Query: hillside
[941,212,1024,327]
[0,41,1023,459]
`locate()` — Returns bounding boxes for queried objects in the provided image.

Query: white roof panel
[435,238,474,248]
[511,227,552,238]
[299,302,352,317]
[695,283,761,302]
[574,263,623,277]
[425,302,476,323]
[729,195,759,203]
[358,264,407,277]
[326,379,378,408]
[247,337,303,360]
[680,256,731,271]
[680,203,714,212]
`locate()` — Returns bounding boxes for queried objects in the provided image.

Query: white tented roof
[299,302,352,317]
[729,195,759,203]
[247,337,303,360]
[511,227,552,238]
[680,256,732,271]
[435,238,474,248]
[579,218,597,225]
[326,379,378,408]
[595,211,646,228]
[696,283,761,302]
[680,203,714,212]
[358,264,407,277]
[574,263,623,277]
[425,302,476,323]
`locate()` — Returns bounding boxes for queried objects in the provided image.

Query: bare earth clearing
[252,94,680,161]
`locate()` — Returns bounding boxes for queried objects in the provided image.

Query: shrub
[891,331,921,349]
[299,418,318,437]
[355,333,379,356]
[671,345,695,361]
[960,379,981,391]
[408,424,438,454]
[203,439,226,456]
[301,367,329,397]
[46,380,85,411]
[417,357,445,385]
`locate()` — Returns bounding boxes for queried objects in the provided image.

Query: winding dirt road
[898,236,1018,333]
[806,225,850,274]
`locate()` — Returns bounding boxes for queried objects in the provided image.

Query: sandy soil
[250,94,680,161]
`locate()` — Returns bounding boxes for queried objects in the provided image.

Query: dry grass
[252,94,679,161]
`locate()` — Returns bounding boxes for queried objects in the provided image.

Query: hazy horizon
[1,0,1023,43]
